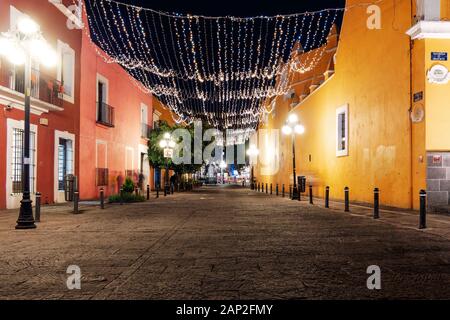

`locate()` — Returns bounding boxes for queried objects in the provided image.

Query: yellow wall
[423,39,450,151]
[256,0,420,209]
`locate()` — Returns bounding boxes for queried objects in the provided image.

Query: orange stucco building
[0,0,175,209]
[255,0,450,211]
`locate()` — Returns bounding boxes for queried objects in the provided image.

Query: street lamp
[219,161,227,184]
[159,132,176,194]
[282,113,305,200]
[247,144,259,190]
[0,17,57,229]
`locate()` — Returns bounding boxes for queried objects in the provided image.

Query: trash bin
[64,174,77,201]
[298,176,306,193]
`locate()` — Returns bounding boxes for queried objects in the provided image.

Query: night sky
[112,0,345,17]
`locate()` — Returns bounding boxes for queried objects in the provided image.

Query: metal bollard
[156,186,160,198]
[100,188,105,209]
[147,185,150,200]
[419,190,427,229]
[171,184,174,195]
[344,187,350,212]
[266,183,268,194]
[35,192,41,222]
[164,185,167,197]
[289,185,292,199]
[276,184,279,196]
[309,185,313,204]
[325,186,330,208]
[270,183,273,195]
[282,184,285,198]
[120,188,124,205]
[73,191,79,214]
[374,188,380,219]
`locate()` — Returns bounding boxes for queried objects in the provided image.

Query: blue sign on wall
[431,52,448,61]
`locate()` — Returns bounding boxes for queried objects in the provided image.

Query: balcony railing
[96,168,109,186]
[141,123,152,139]
[0,57,64,108]
[97,102,115,127]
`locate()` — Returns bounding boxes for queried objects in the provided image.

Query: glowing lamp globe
[18,17,39,35]
[282,125,292,135]
[287,113,298,124]
[294,124,305,135]
[159,140,168,149]
[7,45,26,65]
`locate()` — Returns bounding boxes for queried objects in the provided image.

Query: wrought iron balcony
[96,102,115,127]
[141,123,152,139]
[0,57,64,109]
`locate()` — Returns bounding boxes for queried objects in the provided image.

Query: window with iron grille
[11,128,36,194]
[58,138,74,190]
[96,168,109,186]
[336,104,349,157]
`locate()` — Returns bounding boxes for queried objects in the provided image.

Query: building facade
[255,0,450,211]
[0,0,173,209]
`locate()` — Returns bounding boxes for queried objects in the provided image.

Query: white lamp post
[159,132,176,194]
[282,113,305,200]
[0,17,57,229]
[247,144,259,190]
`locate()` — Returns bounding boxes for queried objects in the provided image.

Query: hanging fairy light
[77,0,344,130]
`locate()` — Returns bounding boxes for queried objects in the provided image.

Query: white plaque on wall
[427,64,450,84]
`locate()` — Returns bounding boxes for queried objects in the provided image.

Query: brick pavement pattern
[0,185,449,300]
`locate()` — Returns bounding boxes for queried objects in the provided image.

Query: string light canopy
[81,0,343,130]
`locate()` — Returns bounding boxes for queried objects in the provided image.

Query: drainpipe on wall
[409,0,415,210]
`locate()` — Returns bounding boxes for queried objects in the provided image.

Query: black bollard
[120,187,124,205]
[374,188,380,219]
[171,184,174,195]
[309,185,313,204]
[164,185,167,197]
[325,186,330,208]
[276,184,279,196]
[73,191,79,214]
[289,185,292,199]
[147,185,150,200]
[156,186,160,198]
[344,187,350,212]
[270,183,273,195]
[419,190,427,229]
[282,184,285,198]
[100,188,105,209]
[266,183,268,194]
[35,192,41,222]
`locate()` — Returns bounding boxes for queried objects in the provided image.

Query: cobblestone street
[0,185,449,300]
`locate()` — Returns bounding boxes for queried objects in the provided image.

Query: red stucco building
[0,0,166,209]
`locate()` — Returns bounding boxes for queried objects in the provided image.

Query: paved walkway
[0,185,449,300]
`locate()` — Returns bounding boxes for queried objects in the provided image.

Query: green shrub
[108,192,145,203]
[122,177,135,193]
